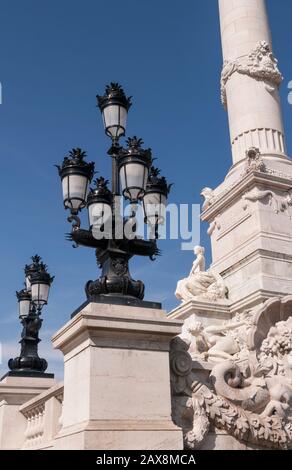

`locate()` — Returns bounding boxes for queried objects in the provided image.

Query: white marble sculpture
[200,188,216,211]
[244,147,266,174]
[180,312,252,363]
[171,297,292,450]
[175,246,227,303]
[221,40,283,108]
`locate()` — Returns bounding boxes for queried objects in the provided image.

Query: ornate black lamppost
[57,83,170,308]
[5,255,54,378]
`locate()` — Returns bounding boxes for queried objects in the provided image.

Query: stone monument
[169,0,292,450]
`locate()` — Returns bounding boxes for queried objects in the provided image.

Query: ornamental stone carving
[242,187,292,216]
[221,41,283,108]
[175,246,228,303]
[201,187,216,212]
[280,189,292,215]
[207,218,221,237]
[242,188,279,213]
[265,167,292,181]
[170,296,292,450]
[180,312,252,364]
[245,147,266,174]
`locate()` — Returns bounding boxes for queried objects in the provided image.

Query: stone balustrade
[19,382,63,450]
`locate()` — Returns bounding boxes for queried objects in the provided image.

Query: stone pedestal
[202,170,292,313]
[168,299,231,327]
[52,302,183,450]
[0,375,56,449]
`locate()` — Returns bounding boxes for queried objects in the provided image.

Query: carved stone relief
[221,41,283,108]
[244,147,266,174]
[170,297,292,449]
[243,187,292,217]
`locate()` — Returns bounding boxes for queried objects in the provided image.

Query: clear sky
[0,0,292,379]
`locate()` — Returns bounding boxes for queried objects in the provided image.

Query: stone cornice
[219,248,292,278]
[201,171,292,221]
[168,299,230,321]
[52,302,183,353]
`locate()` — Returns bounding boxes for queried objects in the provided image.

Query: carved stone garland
[221,41,283,108]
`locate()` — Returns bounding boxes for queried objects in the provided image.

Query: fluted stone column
[219,0,286,165]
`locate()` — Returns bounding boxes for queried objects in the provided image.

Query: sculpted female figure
[175,246,225,303]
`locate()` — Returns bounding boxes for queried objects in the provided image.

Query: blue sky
[0,0,292,379]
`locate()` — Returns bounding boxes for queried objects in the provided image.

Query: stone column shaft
[219,0,286,164]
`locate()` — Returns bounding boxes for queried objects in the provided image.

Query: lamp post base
[85,248,145,300]
[85,276,145,301]
[71,295,162,318]
[1,370,55,381]
[8,355,48,372]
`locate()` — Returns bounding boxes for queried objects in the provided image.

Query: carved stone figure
[175,246,227,303]
[201,188,216,211]
[180,312,252,363]
[245,147,266,174]
[221,40,283,108]
[170,296,292,450]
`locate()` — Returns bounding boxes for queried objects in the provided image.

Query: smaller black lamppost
[4,255,54,379]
